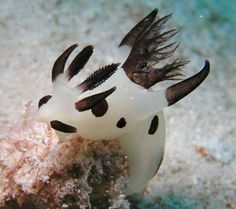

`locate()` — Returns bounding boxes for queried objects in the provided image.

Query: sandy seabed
[0,1,235,208]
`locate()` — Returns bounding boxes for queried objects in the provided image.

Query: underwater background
[0,0,235,209]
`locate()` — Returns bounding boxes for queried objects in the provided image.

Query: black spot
[50,120,77,133]
[116,117,126,128]
[38,95,52,108]
[91,99,108,117]
[148,115,159,135]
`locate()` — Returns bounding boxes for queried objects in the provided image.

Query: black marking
[136,59,189,89]
[116,117,126,128]
[50,120,77,133]
[78,63,119,92]
[91,99,108,117]
[149,42,180,62]
[75,87,116,112]
[38,95,52,109]
[120,9,188,89]
[51,44,78,82]
[119,8,158,47]
[67,45,93,81]
[148,115,159,135]
[165,60,210,106]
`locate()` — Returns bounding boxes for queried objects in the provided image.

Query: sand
[0,1,235,208]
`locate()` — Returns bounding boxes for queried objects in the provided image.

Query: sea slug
[38,9,210,195]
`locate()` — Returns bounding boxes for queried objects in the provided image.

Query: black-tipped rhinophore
[78,63,120,92]
[38,95,52,108]
[75,87,116,112]
[66,45,93,81]
[119,8,158,47]
[120,9,184,88]
[165,60,210,106]
[51,44,78,82]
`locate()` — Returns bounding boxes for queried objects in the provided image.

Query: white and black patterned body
[38,9,210,195]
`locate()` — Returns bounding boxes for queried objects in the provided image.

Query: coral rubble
[0,103,128,209]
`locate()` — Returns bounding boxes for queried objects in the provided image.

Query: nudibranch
[37,9,210,195]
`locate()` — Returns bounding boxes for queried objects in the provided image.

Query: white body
[119,111,165,194]
[38,46,168,194]
[38,9,210,195]
[39,67,167,139]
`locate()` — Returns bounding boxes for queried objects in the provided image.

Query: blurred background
[0,0,235,208]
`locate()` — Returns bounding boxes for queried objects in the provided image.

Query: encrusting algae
[0,103,128,209]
